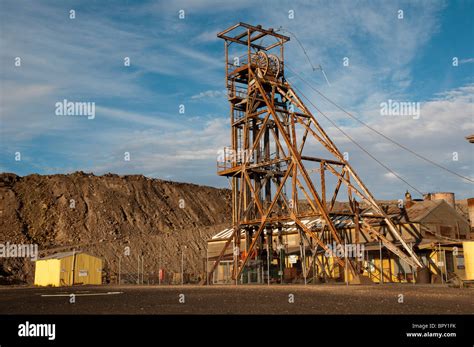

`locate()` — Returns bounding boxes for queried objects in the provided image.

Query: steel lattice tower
[208,23,424,285]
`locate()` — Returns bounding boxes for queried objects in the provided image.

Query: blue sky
[0,0,473,199]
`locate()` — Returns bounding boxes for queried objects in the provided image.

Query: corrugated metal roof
[212,228,234,240]
[38,251,83,260]
[211,215,355,240]
[211,199,462,241]
[362,199,445,223]
[404,200,445,221]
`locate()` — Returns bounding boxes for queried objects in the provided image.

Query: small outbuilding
[34,251,102,287]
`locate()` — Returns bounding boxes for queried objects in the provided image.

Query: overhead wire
[290,82,425,195]
[276,28,422,191]
[275,26,473,185]
[275,27,318,72]
[286,64,473,184]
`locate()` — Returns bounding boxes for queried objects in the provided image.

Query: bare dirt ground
[0,284,472,314]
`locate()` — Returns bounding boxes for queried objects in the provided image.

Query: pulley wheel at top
[267,54,281,78]
[251,51,269,78]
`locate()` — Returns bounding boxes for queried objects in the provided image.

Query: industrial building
[34,251,102,287]
[207,192,473,284]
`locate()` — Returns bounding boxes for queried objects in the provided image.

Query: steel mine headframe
[208,23,424,285]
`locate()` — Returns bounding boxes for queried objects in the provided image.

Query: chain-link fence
[111,254,203,285]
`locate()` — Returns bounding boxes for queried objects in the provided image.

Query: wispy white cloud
[195,29,221,43]
[384,172,399,180]
[317,84,473,196]
[191,89,226,100]
[96,106,182,130]
[459,58,474,64]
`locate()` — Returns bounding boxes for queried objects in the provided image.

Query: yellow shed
[34,251,102,287]
[463,241,474,280]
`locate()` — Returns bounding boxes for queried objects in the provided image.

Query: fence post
[118,256,121,285]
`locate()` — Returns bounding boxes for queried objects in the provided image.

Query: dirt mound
[0,172,231,284]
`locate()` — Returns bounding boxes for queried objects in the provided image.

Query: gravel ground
[0,284,472,315]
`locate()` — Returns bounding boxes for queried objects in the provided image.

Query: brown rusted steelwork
[208,23,424,285]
